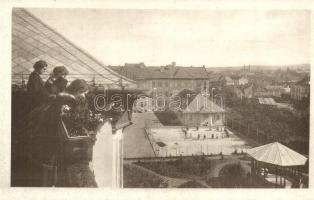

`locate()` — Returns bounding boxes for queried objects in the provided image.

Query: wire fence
[225,118,280,145]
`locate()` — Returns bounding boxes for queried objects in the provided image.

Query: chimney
[169,62,176,75]
[139,62,145,68]
[160,66,165,72]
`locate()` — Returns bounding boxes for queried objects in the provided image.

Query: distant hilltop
[108,62,310,71]
[205,64,310,72]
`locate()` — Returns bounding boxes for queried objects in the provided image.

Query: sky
[28,8,310,67]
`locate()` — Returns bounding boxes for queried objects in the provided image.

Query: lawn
[123,163,167,188]
[134,156,212,178]
[131,156,259,188]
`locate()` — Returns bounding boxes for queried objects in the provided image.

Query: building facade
[111,63,210,97]
[178,94,225,131]
[291,77,310,101]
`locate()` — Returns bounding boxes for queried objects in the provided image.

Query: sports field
[147,127,251,157]
[124,112,251,158]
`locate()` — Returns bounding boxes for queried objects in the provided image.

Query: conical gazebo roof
[247,142,307,166]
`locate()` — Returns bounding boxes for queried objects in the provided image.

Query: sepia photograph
[10,7,310,189]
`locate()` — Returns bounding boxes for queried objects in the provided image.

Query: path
[124,113,159,158]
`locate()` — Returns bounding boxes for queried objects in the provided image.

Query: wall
[291,84,310,101]
[92,121,124,188]
[112,129,124,188]
[180,113,224,127]
[149,79,209,95]
[92,121,113,187]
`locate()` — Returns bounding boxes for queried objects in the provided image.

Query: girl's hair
[66,79,89,94]
[53,66,69,77]
[33,60,47,71]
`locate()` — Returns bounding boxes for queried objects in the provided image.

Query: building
[233,84,253,99]
[12,8,138,188]
[218,75,235,86]
[237,77,249,85]
[253,85,285,98]
[111,62,210,96]
[258,97,277,106]
[216,74,249,87]
[291,76,310,101]
[178,93,226,131]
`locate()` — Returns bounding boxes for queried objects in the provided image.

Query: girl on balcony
[23,79,98,187]
[26,60,50,110]
[45,66,69,95]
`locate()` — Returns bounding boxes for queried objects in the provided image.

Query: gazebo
[247,142,308,188]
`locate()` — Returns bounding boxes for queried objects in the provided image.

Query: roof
[230,74,241,80]
[110,65,209,80]
[247,142,307,166]
[182,93,225,113]
[125,63,145,68]
[169,88,195,99]
[12,8,136,88]
[173,67,209,79]
[207,74,222,82]
[223,76,234,82]
[258,97,277,105]
[236,83,253,90]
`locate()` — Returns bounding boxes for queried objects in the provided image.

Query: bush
[219,163,246,188]
[135,157,212,178]
[123,164,166,188]
[178,180,207,188]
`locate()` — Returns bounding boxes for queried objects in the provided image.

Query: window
[158,81,162,87]
[152,81,156,88]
